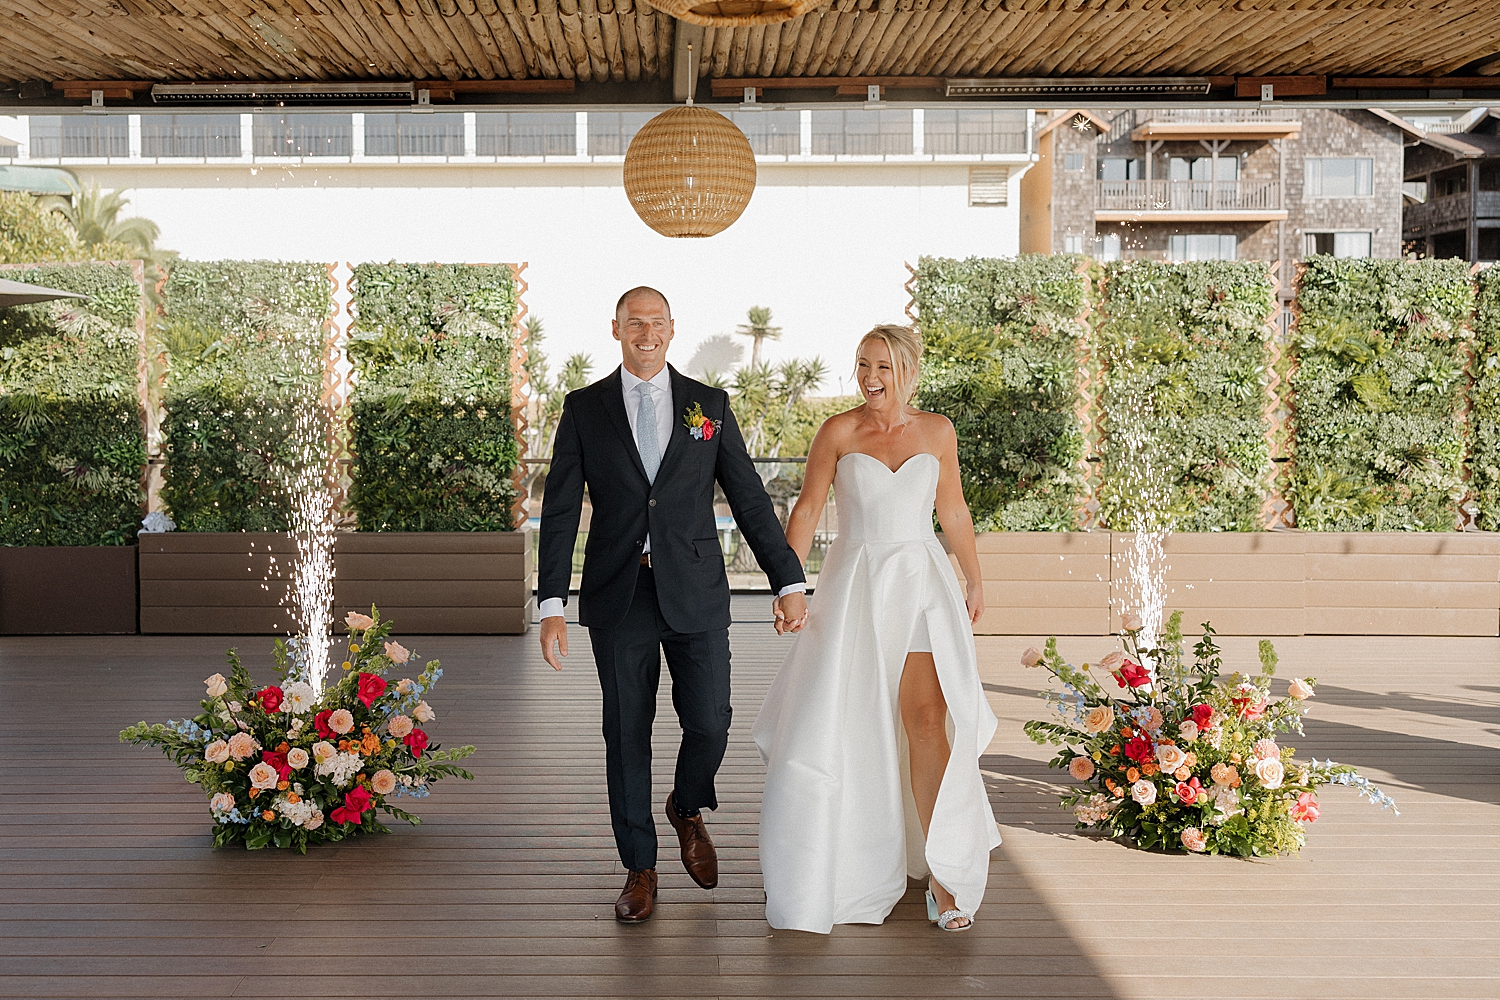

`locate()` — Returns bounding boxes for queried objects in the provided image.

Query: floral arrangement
[121,609,476,852]
[1022,611,1396,856]
[683,401,720,441]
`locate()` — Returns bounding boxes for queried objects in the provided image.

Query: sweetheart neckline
[837,451,940,475]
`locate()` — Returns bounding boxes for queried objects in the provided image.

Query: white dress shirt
[539,365,805,621]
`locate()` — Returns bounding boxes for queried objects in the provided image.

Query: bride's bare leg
[899,651,970,929]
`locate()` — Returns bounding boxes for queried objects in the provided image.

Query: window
[968,167,1009,206]
[1064,234,1084,253]
[253,114,352,157]
[0,140,16,158]
[1100,232,1121,261]
[1304,157,1373,197]
[141,115,241,158]
[1432,230,1466,259]
[1480,229,1500,262]
[1482,163,1500,192]
[1169,156,1237,181]
[1403,180,1428,203]
[476,112,575,156]
[1098,157,1142,181]
[364,113,464,156]
[811,110,912,156]
[587,112,655,156]
[923,109,1027,155]
[1063,152,1084,172]
[1432,168,1468,198]
[27,115,129,158]
[728,110,800,156]
[1306,232,1371,258]
[1169,234,1237,261]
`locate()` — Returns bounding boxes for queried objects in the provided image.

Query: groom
[538,286,807,922]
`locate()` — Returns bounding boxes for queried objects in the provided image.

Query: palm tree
[734,305,782,368]
[41,181,160,253]
[770,357,827,456]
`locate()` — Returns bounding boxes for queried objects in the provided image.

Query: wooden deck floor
[2,599,1497,999]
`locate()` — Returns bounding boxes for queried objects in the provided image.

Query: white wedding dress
[753,452,1002,934]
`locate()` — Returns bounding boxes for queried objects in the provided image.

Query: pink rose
[1253,757,1285,789]
[286,747,310,770]
[1174,781,1197,804]
[346,611,375,632]
[1141,707,1164,732]
[1181,827,1207,852]
[383,640,410,665]
[412,701,435,723]
[1155,745,1188,773]
[1120,612,1143,633]
[1099,650,1124,672]
[1291,792,1321,823]
[1130,779,1157,806]
[1020,647,1042,668]
[1069,756,1096,781]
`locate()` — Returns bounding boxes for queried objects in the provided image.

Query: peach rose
[1069,756,1096,781]
[248,762,279,790]
[387,715,414,739]
[204,740,230,764]
[305,810,324,831]
[384,640,411,665]
[209,792,236,813]
[1288,677,1315,700]
[1130,779,1157,806]
[1099,650,1124,672]
[1178,720,1200,743]
[1156,745,1188,773]
[1020,646,1042,668]
[370,769,398,795]
[412,701,435,724]
[1253,757,1285,789]
[1211,762,1238,786]
[346,611,375,632]
[1082,705,1115,734]
[286,747,310,770]
[1121,612,1144,633]
[227,732,258,760]
[1142,707,1164,732]
[1181,827,1207,852]
[204,673,228,698]
[396,678,415,694]
[327,709,354,735]
[311,740,336,764]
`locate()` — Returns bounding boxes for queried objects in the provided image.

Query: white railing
[1102,107,1298,144]
[1096,179,1281,212]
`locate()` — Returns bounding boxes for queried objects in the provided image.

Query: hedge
[347,263,519,531]
[913,254,1089,531]
[1467,267,1499,530]
[158,261,331,532]
[0,262,146,545]
[1093,260,1277,532]
[1288,257,1475,531]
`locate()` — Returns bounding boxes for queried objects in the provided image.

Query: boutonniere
[683,401,721,441]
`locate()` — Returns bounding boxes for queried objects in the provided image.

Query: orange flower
[277,780,290,791]
[287,793,301,804]
[1112,786,1125,798]
[248,787,260,799]
[1183,752,1198,768]
[262,810,275,821]
[1121,727,1134,739]
[1174,767,1190,781]
[1142,762,1159,777]
[1110,745,1122,756]
[1104,778,1117,792]
[1126,767,1140,783]
[356,773,367,784]
[361,733,381,756]
[276,741,290,754]
[1159,738,1176,746]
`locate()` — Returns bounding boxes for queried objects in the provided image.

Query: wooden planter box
[139,531,533,635]
[0,546,138,635]
[958,531,1500,638]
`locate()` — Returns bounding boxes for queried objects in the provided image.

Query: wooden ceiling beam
[709,74,941,96]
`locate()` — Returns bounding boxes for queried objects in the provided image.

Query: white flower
[1288,677,1315,700]
[286,747,310,770]
[1121,612,1144,633]
[311,740,336,764]
[282,681,316,715]
[1020,647,1042,668]
[1156,745,1188,773]
[1098,650,1124,672]
[1206,784,1242,825]
[305,809,324,831]
[1253,757,1285,789]
[1178,720,1199,743]
[1072,793,1115,825]
[248,762,279,790]
[1130,779,1157,806]
[275,795,320,828]
[204,673,228,698]
[412,701,435,723]
[314,750,364,787]
[227,701,242,713]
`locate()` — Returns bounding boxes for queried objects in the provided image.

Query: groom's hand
[773,592,808,635]
[540,615,569,671]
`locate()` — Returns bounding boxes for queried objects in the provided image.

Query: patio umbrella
[0,278,87,307]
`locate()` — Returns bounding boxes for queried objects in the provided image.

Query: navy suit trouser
[588,567,732,872]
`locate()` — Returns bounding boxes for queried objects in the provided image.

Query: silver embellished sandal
[926,880,973,932]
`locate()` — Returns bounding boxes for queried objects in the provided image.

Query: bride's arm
[783,420,840,564]
[932,417,984,624]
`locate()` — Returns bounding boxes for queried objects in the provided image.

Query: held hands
[964,580,985,626]
[540,615,569,671]
[773,591,809,636]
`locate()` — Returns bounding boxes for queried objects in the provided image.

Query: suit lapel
[655,366,692,478]
[600,367,650,484]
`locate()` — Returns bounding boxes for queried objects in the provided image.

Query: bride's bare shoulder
[909,408,956,440]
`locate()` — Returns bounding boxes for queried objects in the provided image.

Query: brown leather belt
[640,553,652,568]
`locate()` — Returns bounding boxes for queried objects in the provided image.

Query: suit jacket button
[649,498,657,507]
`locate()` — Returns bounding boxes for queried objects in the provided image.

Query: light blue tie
[636,384,660,483]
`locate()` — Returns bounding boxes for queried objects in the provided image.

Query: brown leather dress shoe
[666,790,719,890]
[614,868,657,922]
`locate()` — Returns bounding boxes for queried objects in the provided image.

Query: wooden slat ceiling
[2,0,1498,90]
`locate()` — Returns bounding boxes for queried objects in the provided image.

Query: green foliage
[1289,257,1475,531]
[1470,268,1500,530]
[913,254,1089,531]
[1094,260,1276,532]
[158,261,331,531]
[0,262,145,545]
[348,263,519,531]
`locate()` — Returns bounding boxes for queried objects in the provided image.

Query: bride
[754,323,1002,935]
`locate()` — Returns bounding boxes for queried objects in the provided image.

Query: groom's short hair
[616,286,671,319]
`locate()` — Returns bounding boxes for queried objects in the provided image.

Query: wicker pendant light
[648,0,832,27]
[623,105,757,239]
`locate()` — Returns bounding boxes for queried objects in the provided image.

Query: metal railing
[364,113,464,156]
[476,112,576,156]
[141,116,242,158]
[1095,178,1280,211]
[811,110,913,156]
[924,109,1027,155]
[253,117,353,157]
[728,110,801,156]
[27,115,129,158]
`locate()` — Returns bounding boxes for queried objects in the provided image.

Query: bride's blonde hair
[855,324,924,406]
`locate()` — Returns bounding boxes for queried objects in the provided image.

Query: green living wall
[1288,257,1475,531]
[0,262,146,545]
[348,263,519,531]
[1465,266,1499,530]
[1094,260,1276,532]
[913,254,1089,531]
[158,261,330,532]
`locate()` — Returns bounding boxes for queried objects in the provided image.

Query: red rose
[1124,736,1153,763]
[357,672,388,708]
[259,686,283,713]
[313,709,334,739]
[1115,661,1152,689]
[702,420,714,441]
[404,728,429,758]
[261,750,292,782]
[329,786,373,825]
[1190,704,1213,727]
[1174,781,1197,804]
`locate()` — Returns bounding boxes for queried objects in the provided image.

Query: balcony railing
[27,116,130,158]
[1102,107,1297,144]
[141,117,242,158]
[1095,179,1280,212]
